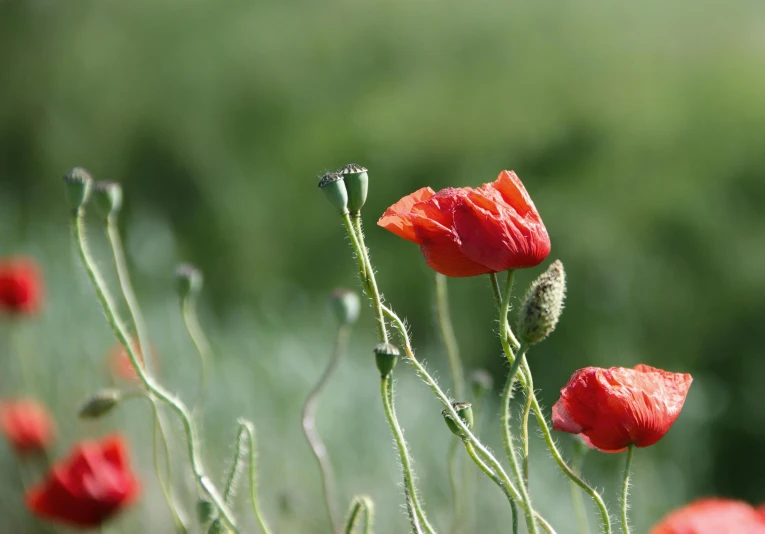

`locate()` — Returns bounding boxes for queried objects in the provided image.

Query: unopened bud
[338,163,368,215]
[373,343,399,378]
[442,402,473,438]
[197,499,217,525]
[63,167,93,211]
[470,369,494,399]
[318,172,349,214]
[78,389,121,419]
[93,181,123,218]
[207,518,229,534]
[330,288,360,325]
[176,264,203,300]
[517,260,566,345]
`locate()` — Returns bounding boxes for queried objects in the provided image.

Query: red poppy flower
[758,504,765,522]
[0,257,43,315]
[378,171,550,277]
[0,399,56,455]
[108,340,155,382]
[650,498,765,534]
[26,434,140,528]
[552,364,692,453]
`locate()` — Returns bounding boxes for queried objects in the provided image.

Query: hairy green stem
[621,446,634,534]
[237,419,273,534]
[521,376,533,485]
[343,496,374,534]
[223,426,247,506]
[180,293,212,410]
[106,215,186,533]
[301,324,350,533]
[71,212,237,532]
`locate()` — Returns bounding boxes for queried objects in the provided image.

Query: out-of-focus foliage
[2,0,765,531]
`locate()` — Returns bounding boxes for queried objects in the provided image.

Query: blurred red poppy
[378,171,550,277]
[26,434,140,528]
[0,399,55,455]
[0,257,43,315]
[552,364,692,453]
[108,339,155,382]
[650,498,765,533]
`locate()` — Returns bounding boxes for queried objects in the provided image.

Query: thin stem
[343,496,374,534]
[521,376,533,485]
[181,294,212,410]
[434,273,465,399]
[106,215,187,533]
[223,426,247,506]
[71,212,237,532]
[621,446,634,534]
[463,441,515,507]
[238,419,273,534]
[301,324,350,533]
[380,376,431,534]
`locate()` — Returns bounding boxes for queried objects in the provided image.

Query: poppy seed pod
[93,181,123,218]
[176,264,203,300]
[338,163,369,215]
[318,172,349,215]
[78,389,122,419]
[63,167,94,212]
[373,343,400,378]
[442,402,473,438]
[517,260,566,345]
[330,288,360,325]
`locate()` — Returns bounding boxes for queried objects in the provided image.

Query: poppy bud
[373,343,399,378]
[197,499,217,525]
[338,163,368,215]
[176,264,203,300]
[330,288,360,325]
[470,369,494,399]
[442,402,473,438]
[207,518,229,534]
[318,172,349,215]
[78,389,122,419]
[63,167,93,212]
[92,181,123,218]
[517,260,566,345]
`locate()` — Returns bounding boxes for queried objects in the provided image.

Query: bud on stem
[78,389,122,419]
[517,260,566,345]
[318,172,349,215]
[442,402,473,438]
[93,181,123,218]
[373,343,399,378]
[63,167,94,212]
[338,163,368,215]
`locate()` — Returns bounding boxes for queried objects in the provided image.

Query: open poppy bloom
[552,364,692,453]
[0,399,56,455]
[378,171,550,277]
[26,434,140,528]
[650,498,765,533]
[0,257,43,315]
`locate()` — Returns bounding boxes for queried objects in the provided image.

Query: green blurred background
[2,0,765,532]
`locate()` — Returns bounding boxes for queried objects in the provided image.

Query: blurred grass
[2,0,765,531]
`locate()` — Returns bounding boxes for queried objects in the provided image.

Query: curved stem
[301,324,350,533]
[223,426,247,506]
[521,377,533,485]
[238,419,273,534]
[106,216,186,533]
[380,375,432,534]
[181,294,212,410]
[343,496,374,534]
[71,212,237,532]
[621,446,634,534]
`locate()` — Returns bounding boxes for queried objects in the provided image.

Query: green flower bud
[330,288,360,325]
[92,181,123,218]
[176,264,203,300]
[196,499,217,525]
[442,402,473,438]
[517,260,566,345]
[207,518,229,534]
[63,167,93,212]
[338,163,368,215]
[77,389,122,419]
[470,369,494,399]
[373,343,400,378]
[318,172,349,214]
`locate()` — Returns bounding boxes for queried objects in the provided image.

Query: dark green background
[2,0,764,532]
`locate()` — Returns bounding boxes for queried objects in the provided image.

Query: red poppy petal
[650,498,765,534]
[411,214,492,277]
[481,171,536,218]
[377,187,436,243]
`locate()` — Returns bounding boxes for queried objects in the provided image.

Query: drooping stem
[489,273,612,534]
[380,375,431,533]
[343,496,374,534]
[71,212,237,532]
[301,324,350,533]
[497,270,539,534]
[621,446,634,534]
[180,292,212,409]
[106,215,186,533]
[238,419,273,534]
